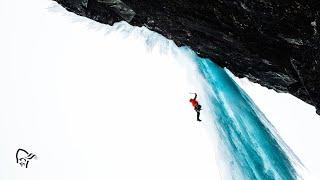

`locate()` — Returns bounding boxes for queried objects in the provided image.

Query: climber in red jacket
[189,93,202,121]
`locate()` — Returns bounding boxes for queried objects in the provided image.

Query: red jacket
[190,99,198,107]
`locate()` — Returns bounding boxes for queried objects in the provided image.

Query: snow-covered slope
[0,1,219,179]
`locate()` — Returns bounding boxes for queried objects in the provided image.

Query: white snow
[0,1,219,179]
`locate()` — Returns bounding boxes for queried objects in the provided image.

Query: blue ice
[188,50,298,180]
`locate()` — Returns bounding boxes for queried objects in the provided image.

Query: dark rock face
[54,0,320,114]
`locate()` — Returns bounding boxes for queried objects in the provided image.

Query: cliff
[54,0,320,114]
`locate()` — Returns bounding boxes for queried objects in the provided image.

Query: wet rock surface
[54,0,320,114]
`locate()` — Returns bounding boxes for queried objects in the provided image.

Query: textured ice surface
[0,0,319,179]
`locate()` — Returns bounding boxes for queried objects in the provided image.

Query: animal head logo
[16,149,37,168]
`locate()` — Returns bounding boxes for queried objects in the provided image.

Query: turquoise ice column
[193,54,298,180]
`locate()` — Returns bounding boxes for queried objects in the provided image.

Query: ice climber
[189,93,202,121]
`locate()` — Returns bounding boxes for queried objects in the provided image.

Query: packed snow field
[1,0,320,179]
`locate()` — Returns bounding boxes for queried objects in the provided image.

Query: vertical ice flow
[189,51,299,180]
